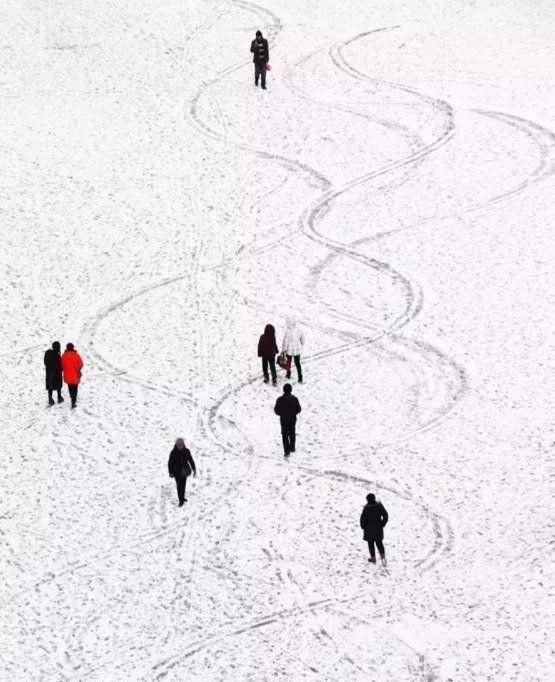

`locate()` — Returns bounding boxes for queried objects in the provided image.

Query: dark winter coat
[44,348,63,390]
[168,447,196,479]
[258,324,278,359]
[274,394,301,422]
[250,37,269,64]
[360,502,388,541]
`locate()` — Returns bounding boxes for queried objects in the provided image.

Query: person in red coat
[61,343,84,409]
[258,324,278,385]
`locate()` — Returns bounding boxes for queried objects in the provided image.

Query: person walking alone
[44,341,64,406]
[274,383,301,457]
[282,317,304,383]
[250,30,269,89]
[360,493,388,565]
[61,343,83,409]
[258,324,278,385]
[168,438,197,506]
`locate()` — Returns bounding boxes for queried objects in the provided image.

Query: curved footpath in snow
[0,0,553,680]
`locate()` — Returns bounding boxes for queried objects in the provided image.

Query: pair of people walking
[44,341,84,409]
[168,438,197,506]
[258,318,304,385]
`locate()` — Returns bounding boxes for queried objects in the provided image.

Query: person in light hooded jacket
[281,317,304,382]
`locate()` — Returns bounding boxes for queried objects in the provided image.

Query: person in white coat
[282,317,304,382]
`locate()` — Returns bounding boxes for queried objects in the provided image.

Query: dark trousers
[368,539,385,558]
[286,354,302,381]
[262,356,277,382]
[68,384,78,406]
[280,418,296,455]
[48,388,63,402]
[175,475,188,503]
[254,62,267,87]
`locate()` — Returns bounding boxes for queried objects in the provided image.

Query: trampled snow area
[1,0,553,679]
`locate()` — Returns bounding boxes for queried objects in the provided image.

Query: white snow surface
[1,0,553,680]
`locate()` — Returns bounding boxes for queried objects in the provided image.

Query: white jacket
[282,317,305,356]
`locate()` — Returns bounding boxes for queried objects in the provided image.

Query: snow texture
[0,0,553,680]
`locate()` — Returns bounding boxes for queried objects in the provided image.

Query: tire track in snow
[149,17,470,674]
[322,31,555,254]
[36,9,553,682]
[75,14,460,679]
[176,26,468,669]
[71,10,458,681]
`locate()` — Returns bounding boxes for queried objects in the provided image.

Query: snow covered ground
[1,0,553,679]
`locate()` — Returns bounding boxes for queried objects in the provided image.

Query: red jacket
[61,350,84,385]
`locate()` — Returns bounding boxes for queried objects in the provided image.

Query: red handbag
[277,352,291,371]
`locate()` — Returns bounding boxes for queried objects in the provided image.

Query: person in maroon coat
[258,324,278,385]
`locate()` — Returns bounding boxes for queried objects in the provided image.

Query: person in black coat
[168,438,197,506]
[44,341,64,406]
[360,493,388,564]
[274,383,301,457]
[258,324,278,385]
[250,30,269,89]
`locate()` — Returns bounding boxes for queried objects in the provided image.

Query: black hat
[366,493,376,503]
[283,383,292,394]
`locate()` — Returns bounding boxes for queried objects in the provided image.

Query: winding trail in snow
[8,1,554,679]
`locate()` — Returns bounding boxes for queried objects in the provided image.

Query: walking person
[168,438,197,506]
[250,30,269,89]
[282,317,304,383]
[360,493,388,565]
[44,341,64,406]
[61,343,83,409]
[274,383,301,457]
[258,324,278,385]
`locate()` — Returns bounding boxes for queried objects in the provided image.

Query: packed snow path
[1,0,553,680]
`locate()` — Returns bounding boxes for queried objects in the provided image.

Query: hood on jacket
[52,341,61,353]
[286,317,296,328]
[264,324,275,336]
